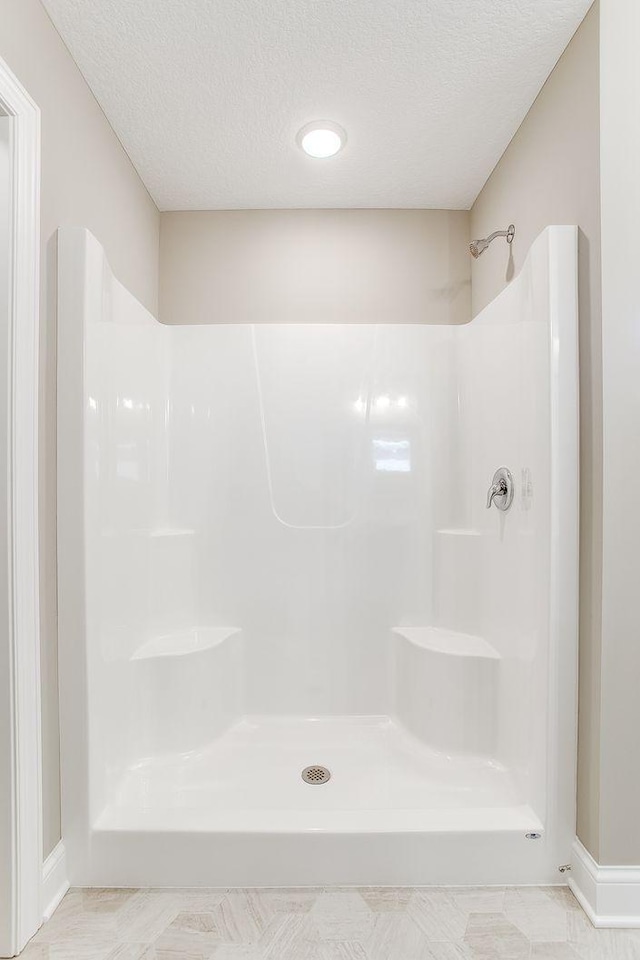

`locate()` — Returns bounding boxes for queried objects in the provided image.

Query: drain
[301,765,331,784]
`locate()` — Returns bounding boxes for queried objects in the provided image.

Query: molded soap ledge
[393,626,499,660]
[131,627,240,661]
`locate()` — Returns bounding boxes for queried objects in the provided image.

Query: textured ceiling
[42,0,593,210]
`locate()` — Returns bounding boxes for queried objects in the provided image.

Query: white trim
[570,839,640,927]
[41,842,69,923]
[546,224,580,873]
[0,55,42,957]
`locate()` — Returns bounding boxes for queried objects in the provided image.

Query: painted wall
[598,0,640,864]
[0,0,160,857]
[159,210,470,326]
[470,3,602,859]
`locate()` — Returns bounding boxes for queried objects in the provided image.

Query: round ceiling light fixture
[297,120,347,158]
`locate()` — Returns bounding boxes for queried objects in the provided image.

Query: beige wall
[159,209,470,326]
[470,3,603,859]
[598,0,640,864]
[1,0,160,857]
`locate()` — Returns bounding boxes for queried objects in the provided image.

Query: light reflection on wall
[372,438,411,473]
[353,395,411,415]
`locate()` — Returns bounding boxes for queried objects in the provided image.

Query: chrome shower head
[469,224,515,258]
[469,237,490,259]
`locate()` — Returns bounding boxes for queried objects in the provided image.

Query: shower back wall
[159,209,471,325]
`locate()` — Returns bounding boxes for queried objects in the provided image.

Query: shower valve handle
[486,479,507,509]
[486,467,514,511]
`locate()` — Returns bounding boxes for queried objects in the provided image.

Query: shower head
[469,224,515,259]
[469,237,490,259]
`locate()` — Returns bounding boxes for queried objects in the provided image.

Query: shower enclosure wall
[57,225,578,886]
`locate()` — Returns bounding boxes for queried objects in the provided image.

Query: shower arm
[485,228,512,245]
[469,224,516,259]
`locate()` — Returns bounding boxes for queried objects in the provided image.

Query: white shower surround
[57,225,578,886]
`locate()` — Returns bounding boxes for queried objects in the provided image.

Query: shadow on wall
[506,243,516,283]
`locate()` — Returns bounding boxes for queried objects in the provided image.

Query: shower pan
[57,225,578,886]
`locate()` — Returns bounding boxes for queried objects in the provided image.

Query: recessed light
[297,121,346,158]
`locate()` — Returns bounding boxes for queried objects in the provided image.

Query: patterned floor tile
[530,943,582,959]
[365,912,431,960]
[259,888,322,914]
[449,888,506,916]
[422,944,475,960]
[310,892,374,942]
[504,887,568,942]
[407,891,468,941]
[211,891,275,944]
[358,888,414,913]
[463,912,531,959]
[22,884,620,960]
[258,912,312,960]
[80,890,140,915]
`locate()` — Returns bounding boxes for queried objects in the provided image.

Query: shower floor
[97,715,540,834]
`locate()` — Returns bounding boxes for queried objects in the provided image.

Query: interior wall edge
[468,1,599,212]
[598,0,640,867]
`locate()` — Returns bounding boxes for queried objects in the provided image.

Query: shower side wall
[453,263,552,814]
[447,227,578,841]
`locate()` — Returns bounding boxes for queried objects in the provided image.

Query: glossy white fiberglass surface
[57,226,578,886]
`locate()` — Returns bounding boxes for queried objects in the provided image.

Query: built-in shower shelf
[131,626,240,660]
[392,626,499,660]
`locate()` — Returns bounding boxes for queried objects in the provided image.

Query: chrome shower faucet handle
[486,467,514,511]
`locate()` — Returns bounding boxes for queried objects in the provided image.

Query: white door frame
[0,55,42,957]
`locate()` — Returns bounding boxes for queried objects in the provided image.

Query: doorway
[0,57,41,958]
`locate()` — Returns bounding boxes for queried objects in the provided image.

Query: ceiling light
[297,121,346,159]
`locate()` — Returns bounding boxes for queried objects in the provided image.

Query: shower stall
[57,225,578,886]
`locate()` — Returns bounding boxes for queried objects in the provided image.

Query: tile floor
[21,885,640,960]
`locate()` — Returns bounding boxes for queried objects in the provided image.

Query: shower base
[79,715,555,887]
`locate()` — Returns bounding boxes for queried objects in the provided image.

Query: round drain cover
[301,765,331,784]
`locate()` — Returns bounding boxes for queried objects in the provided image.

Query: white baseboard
[42,840,69,922]
[570,838,640,927]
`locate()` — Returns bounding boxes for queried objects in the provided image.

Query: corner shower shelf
[392,626,499,660]
[131,626,240,661]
